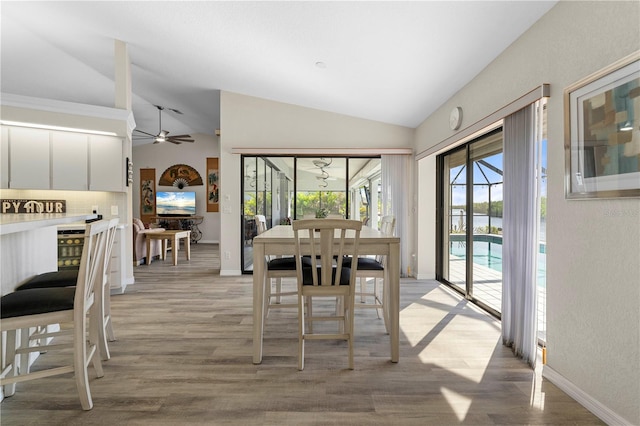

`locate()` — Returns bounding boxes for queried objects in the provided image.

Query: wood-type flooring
[0,243,603,425]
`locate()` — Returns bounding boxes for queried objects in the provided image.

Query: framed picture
[140,168,156,225]
[206,157,219,212]
[564,51,640,199]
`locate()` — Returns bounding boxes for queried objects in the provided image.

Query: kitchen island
[0,213,96,295]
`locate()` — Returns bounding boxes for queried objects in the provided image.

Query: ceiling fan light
[620,121,633,131]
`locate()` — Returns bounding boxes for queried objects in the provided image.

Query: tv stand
[152,215,203,243]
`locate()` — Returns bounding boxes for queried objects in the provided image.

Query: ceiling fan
[133,105,194,144]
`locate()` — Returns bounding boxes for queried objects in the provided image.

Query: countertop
[0,213,98,236]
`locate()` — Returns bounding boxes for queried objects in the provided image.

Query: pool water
[450,240,503,270]
[449,239,546,284]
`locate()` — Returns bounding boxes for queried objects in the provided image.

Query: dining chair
[352,215,396,330]
[292,218,362,370]
[0,219,110,410]
[13,218,120,361]
[255,215,310,320]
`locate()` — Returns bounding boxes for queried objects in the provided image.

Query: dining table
[252,224,401,364]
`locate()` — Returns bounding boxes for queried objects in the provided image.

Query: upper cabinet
[89,135,123,192]
[52,132,89,190]
[0,125,125,192]
[8,127,51,190]
[1,126,9,189]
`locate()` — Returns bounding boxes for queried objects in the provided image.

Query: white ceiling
[1,1,556,145]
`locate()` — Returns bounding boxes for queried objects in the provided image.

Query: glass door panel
[295,157,347,218]
[242,157,258,271]
[442,147,467,294]
[469,133,503,313]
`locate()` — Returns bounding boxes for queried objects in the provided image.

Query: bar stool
[14,218,119,361]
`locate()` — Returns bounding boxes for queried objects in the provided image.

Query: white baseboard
[219,269,242,276]
[543,365,633,425]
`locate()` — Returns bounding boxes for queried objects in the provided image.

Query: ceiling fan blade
[168,134,191,139]
[167,140,182,145]
[168,138,194,143]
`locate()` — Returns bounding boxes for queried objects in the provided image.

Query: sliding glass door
[241,155,380,273]
[438,129,504,317]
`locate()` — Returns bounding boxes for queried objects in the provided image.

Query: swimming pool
[449,235,546,282]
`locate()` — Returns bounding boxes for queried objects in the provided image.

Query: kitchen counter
[0,213,97,295]
[0,213,97,236]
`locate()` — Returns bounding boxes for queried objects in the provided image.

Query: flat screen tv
[156,191,196,216]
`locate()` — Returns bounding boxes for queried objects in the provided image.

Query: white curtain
[381,154,412,277]
[502,103,540,368]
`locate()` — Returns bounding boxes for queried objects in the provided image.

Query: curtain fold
[381,154,412,277]
[502,104,539,368]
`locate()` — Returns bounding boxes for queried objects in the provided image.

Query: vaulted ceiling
[1,1,556,145]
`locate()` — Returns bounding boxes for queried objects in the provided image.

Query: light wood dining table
[252,224,401,364]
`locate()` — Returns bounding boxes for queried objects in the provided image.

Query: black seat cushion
[16,270,78,291]
[268,256,312,270]
[343,257,384,271]
[301,267,351,286]
[1,287,76,319]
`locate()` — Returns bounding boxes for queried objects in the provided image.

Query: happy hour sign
[1,199,66,214]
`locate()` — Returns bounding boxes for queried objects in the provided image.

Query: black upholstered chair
[255,215,312,321]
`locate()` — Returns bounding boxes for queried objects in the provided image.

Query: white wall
[414,2,640,424]
[219,91,414,275]
[132,133,220,243]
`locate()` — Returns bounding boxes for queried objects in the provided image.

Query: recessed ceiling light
[315,61,327,69]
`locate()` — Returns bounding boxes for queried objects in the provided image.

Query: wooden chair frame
[293,218,362,370]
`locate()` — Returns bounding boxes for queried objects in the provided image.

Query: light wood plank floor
[1,243,603,425]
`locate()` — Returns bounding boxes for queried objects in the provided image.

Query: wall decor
[126,157,134,186]
[140,168,156,225]
[207,157,219,212]
[565,51,640,199]
[158,163,203,187]
[1,199,66,214]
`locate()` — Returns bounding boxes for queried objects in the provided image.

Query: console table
[152,216,203,243]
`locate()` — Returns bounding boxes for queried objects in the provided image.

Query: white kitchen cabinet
[89,135,124,192]
[109,225,129,294]
[51,132,88,190]
[8,127,50,190]
[1,126,8,189]
[0,126,125,192]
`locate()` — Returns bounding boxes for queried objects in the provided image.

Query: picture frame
[564,51,640,199]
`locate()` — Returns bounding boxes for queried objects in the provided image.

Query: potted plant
[315,208,329,218]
